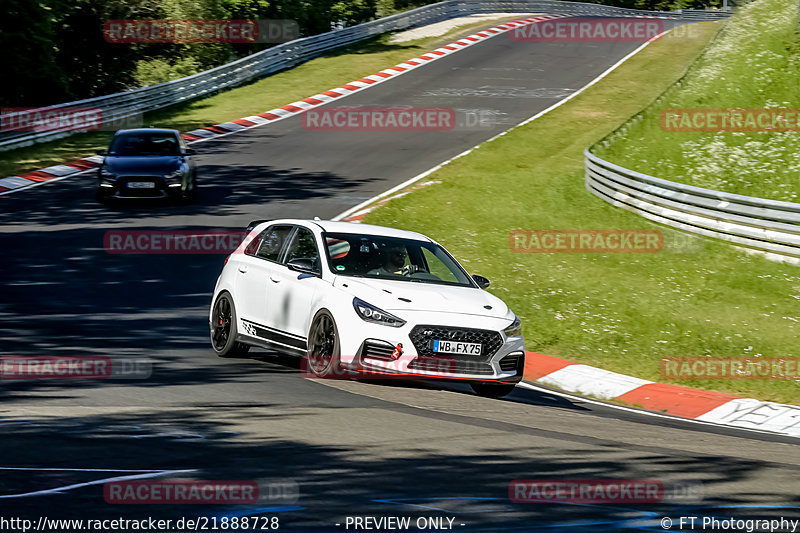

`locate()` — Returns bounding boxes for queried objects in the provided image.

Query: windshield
[108,132,180,156]
[323,232,474,287]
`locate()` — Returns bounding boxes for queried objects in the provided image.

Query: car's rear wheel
[211,292,250,358]
[306,310,341,378]
[470,382,516,398]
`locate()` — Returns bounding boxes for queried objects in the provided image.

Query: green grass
[361,19,800,405]
[0,15,528,179]
[594,0,800,202]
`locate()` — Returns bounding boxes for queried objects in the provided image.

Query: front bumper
[98,175,188,199]
[338,312,525,383]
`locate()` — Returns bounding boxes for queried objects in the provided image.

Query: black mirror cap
[287,258,319,276]
[472,274,490,289]
[97,149,107,156]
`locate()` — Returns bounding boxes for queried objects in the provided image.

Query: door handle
[238,265,248,273]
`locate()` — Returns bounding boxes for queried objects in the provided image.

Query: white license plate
[432,340,482,355]
[127,182,155,189]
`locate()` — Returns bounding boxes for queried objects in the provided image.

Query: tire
[179,186,197,204]
[95,189,110,204]
[470,382,517,398]
[210,292,250,358]
[306,309,341,378]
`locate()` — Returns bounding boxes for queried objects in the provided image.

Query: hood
[104,156,183,175]
[334,277,509,319]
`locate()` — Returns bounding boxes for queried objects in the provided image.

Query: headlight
[100,168,115,180]
[504,314,522,337]
[353,297,406,327]
[163,168,184,181]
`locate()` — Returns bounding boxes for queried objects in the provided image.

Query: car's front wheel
[470,382,516,398]
[210,292,250,358]
[179,183,197,204]
[306,310,341,378]
[95,188,111,204]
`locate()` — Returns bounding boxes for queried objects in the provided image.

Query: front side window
[323,232,474,287]
[245,225,293,262]
[284,228,321,272]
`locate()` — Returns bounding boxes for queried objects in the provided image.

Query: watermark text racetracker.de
[660,516,799,532]
[103,19,300,43]
[300,107,511,132]
[0,356,150,380]
[660,108,800,132]
[1,107,142,133]
[509,229,705,253]
[302,107,455,131]
[661,357,800,380]
[104,229,244,254]
[509,229,663,253]
[0,516,281,533]
[103,479,298,504]
[512,17,664,42]
[510,17,703,43]
[510,479,703,504]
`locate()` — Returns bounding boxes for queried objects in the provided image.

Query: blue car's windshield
[109,132,180,156]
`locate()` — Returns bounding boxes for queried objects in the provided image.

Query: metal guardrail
[0,0,730,152]
[584,149,800,263]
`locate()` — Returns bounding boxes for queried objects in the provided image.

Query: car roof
[113,128,180,135]
[260,219,433,242]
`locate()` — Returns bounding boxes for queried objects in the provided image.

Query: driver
[368,244,416,277]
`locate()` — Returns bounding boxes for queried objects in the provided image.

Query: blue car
[96,128,197,203]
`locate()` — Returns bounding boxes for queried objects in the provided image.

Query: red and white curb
[0,156,103,195]
[524,352,800,438]
[0,14,566,197]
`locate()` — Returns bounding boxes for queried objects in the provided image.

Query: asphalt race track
[1,16,798,531]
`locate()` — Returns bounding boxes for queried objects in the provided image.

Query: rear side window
[246,225,293,262]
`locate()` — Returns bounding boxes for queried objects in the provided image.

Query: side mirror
[182,148,196,155]
[472,274,490,289]
[97,149,107,156]
[287,258,319,276]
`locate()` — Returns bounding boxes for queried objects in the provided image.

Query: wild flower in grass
[597,0,800,201]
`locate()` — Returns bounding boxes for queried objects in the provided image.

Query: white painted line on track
[0,467,196,498]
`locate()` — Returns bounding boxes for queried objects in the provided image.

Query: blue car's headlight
[353,297,405,327]
[504,314,522,337]
[100,168,115,180]
[163,169,184,181]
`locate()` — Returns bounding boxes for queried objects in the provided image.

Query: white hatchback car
[210,219,525,397]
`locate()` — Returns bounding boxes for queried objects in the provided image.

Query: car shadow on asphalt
[0,163,379,226]
[1,403,797,529]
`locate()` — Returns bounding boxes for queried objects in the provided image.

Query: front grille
[409,325,503,360]
[361,339,396,360]
[499,353,523,372]
[408,357,494,375]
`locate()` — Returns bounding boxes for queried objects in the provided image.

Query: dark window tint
[285,228,320,267]
[253,226,293,262]
[109,132,180,156]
